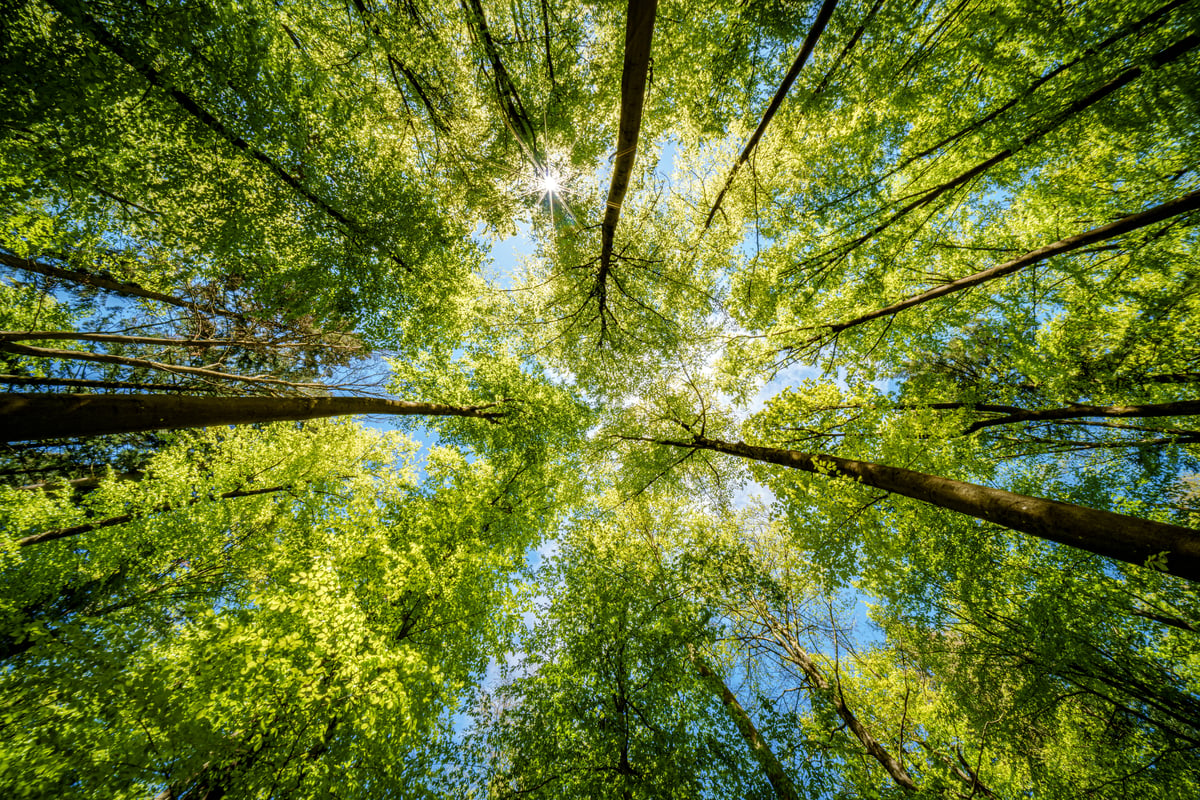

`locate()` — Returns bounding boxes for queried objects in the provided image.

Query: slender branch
[803,190,1200,344]
[964,399,1200,434]
[791,34,1200,273]
[756,605,918,791]
[17,484,293,547]
[0,331,355,349]
[822,0,1191,213]
[0,250,237,319]
[0,341,327,392]
[0,374,191,392]
[43,0,401,267]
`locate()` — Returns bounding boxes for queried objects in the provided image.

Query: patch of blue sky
[474,219,539,291]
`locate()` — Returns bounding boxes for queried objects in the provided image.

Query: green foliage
[3,0,1200,796]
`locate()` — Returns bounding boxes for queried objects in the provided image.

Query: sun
[537,170,562,196]
[521,161,579,227]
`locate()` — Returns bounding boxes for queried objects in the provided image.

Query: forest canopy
[2,0,1199,797]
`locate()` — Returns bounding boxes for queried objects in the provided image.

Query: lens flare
[538,171,562,196]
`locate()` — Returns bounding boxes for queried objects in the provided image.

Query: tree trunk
[962,397,1200,434]
[0,250,223,317]
[813,190,1200,341]
[1,394,508,442]
[704,0,839,228]
[17,483,292,547]
[650,434,1200,582]
[598,0,657,274]
[757,608,918,792]
[691,651,801,800]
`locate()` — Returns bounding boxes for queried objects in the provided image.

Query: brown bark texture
[599,0,658,273]
[657,435,1200,582]
[704,0,839,228]
[691,652,801,800]
[1,394,507,442]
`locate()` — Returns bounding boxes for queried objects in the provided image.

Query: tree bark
[598,0,657,274]
[691,651,801,800]
[704,0,839,228]
[16,483,291,547]
[811,190,1200,342]
[963,398,1200,434]
[1,394,508,442]
[646,433,1200,582]
[0,250,225,317]
[758,611,919,792]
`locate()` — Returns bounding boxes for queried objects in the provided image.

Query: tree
[462,498,797,799]
[0,419,569,796]
[3,0,1199,796]
[1,393,511,441]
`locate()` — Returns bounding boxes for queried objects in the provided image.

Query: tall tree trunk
[704,0,839,228]
[755,606,918,792]
[1,394,508,442]
[0,251,228,318]
[805,190,1200,344]
[691,651,801,800]
[16,483,292,547]
[644,433,1200,582]
[598,0,657,274]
